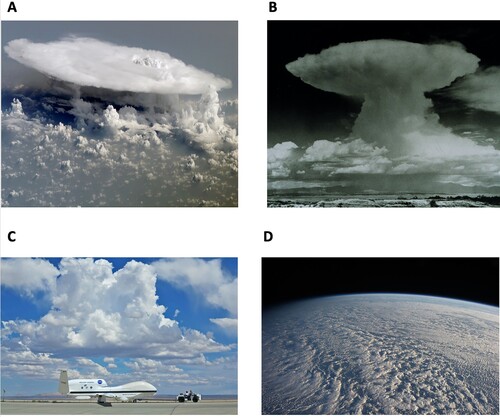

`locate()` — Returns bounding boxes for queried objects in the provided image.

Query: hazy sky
[1,258,237,396]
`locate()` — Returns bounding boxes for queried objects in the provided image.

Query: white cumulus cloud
[210,318,238,335]
[268,141,300,178]
[76,358,110,376]
[1,258,232,359]
[1,258,59,296]
[153,258,237,316]
[2,93,238,207]
[0,346,67,379]
[268,136,500,188]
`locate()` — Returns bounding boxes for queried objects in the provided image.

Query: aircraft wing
[102,393,130,402]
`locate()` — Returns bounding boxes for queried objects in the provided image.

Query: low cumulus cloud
[0,348,67,379]
[268,137,500,185]
[122,355,237,391]
[5,37,231,94]
[268,141,300,178]
[0,346,109,382]
[76,358,110,376]
[300,139,392,174]
[124,358,182,373]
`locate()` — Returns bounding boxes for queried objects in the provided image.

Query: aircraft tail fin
[58,370,69,394]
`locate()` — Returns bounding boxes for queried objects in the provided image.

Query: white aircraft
[58,370,157,404]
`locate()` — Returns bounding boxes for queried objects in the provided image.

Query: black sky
[262,258,499,310]
[268,20,500,146]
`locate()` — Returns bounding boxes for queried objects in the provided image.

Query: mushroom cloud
[286,40,481,157]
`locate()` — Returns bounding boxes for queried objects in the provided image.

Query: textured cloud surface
[5,37,231,94]
[263,294,499,414]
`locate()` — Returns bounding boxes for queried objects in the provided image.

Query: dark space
[262,257,499,310]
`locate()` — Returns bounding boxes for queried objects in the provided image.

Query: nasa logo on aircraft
[98,380,103,385]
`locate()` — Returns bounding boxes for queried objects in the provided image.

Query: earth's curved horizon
[262,293,499,414]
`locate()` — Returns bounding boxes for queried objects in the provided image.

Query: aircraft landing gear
[97,396,112,407]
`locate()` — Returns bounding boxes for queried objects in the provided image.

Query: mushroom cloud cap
[5,37,232,95]
[285,39,479,98]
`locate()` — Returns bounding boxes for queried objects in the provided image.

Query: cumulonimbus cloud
[1,258,233,358]
[5,37,232,94]
[286,40,481,156]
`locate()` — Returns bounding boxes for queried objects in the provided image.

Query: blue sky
[1,258,237,396]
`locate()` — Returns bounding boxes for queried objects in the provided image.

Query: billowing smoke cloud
[286,40,481,156]
[5,37,232,94]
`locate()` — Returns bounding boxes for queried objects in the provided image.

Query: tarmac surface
[0,400,237,415]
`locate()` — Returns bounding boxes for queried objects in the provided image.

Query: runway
[0,400,237,415]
